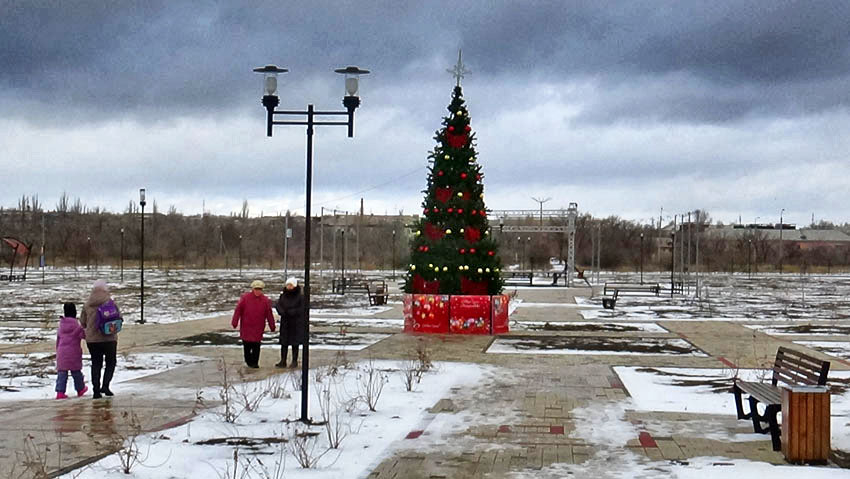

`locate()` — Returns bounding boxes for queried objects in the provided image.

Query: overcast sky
[3,0,850,227]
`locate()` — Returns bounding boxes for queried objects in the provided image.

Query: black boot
[289,345,299,368]
[275,346,287,368]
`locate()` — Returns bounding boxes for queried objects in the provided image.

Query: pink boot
[55,392,68,400]
[77,386,88,397]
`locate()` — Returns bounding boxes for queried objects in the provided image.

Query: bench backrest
[771,346,830,387]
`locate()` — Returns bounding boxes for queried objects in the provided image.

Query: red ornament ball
[438,170,444,176]
[470,248,477,254]
[488,250,495,256]
[459,248,466,254]
[476,174,482,180]
[433,207,439,213]
[423,208,428,214]
[470,210,477,215]
[423,246,429,252]
[457,208,463,214]
[447,207,454,213]
[448,126,455,132]
[464,125,471,132]
[460,172,467,179]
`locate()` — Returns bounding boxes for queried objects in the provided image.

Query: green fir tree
[404,85,504,295]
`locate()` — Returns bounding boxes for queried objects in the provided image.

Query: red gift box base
[403,294,510,335]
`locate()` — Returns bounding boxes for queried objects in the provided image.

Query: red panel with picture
[449,295,492,334]
[406,294,450,333]
[491,294,510,334]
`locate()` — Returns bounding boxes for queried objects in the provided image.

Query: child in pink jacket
[55,303,88,399]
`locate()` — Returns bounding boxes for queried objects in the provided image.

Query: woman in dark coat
[275,277,306,368]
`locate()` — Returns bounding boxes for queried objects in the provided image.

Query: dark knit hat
[63,302,77,318]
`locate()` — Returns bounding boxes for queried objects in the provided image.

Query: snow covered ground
[579,272,850,322]
[56,360,489,479]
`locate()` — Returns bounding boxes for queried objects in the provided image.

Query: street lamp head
[253,65,288,96]
[334,66,370,97]
[139,188,146,207]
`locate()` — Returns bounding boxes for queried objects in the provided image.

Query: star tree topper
[447,49,470,87]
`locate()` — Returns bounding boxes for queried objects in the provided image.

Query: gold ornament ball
[460,228,465,233]
[464,265,469,270]
[434,265,440,271]
[444,154,450,160]
[457,192,463,197]
[477,268,483,273]
[445,229,452,234]
[485,268,491,273]
[410,264,416,270]
[442,266,448,272]
[415,230,421,236]
[458,266,463,271]
[428,263,433,268]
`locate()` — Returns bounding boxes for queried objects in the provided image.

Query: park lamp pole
[640,232,644,284]
[255,63,369,424]
[779,208,785,274]
[120,228,124,283]
[670,232,676,297]
[139,188,146,324]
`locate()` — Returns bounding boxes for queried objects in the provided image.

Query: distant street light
[139,188,146,324]
[640,233,644,284]
[239,234,243,275]
[670,232,676,297]
[748,239,752,278]
[391,229,396,279]
[120,228,125,283]
[779,208,785,274]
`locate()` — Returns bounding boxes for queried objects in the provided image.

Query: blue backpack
[95,300,123,335]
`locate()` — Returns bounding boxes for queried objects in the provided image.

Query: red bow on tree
[413,274,441,294]
[464,227,481,243]
[424,222,444,241]
[435,187,453,203]
[445,132,468,148]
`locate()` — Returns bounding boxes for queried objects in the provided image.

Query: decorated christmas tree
[404,70,504,295]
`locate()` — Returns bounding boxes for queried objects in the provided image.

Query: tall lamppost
[779,208,785,274]
[670,232,676,297]
[139,188,146,324]
[255,63,369,424]
[391,229,396,279]
[239,234,243,275]
[86,236,91,271]
[639,232,644,284]
[748,239,752,278]
[120,227,125,283]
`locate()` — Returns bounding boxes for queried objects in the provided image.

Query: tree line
[2,195,849,274]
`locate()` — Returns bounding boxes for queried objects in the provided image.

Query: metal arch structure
[488,203,580,287]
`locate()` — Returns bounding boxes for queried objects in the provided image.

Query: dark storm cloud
[3,1,850,125]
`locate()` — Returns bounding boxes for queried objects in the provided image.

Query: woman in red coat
[232,280,276,368]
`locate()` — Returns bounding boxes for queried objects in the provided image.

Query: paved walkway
[1,285,848,478]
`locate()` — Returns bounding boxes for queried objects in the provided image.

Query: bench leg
[765,404,781,451]
[732,385,751,420]
[749,396,767,433]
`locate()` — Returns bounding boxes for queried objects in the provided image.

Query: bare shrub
[287,426,330,468]
[315,375,349,449]
[113,410,145,474]
[357,359,389,412]
[14,433,50,479]
[287,369,303,391]
[235,372,270,413]
[263,375,289,400]
[217,359,242,423]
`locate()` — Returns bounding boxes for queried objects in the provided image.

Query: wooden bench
[732,346,830,451]
[603,283,660,296]
[504,271,533,286]
[332,277,369,294]
[367,280,388,306]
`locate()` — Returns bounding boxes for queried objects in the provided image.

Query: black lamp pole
[640,232,644,284]
[239,234,243,275]
[139,189,146,324]
[120,228,124,283]
[670,232,676,297]
[391,229,396,279]
[748,239,752,278]
[255,64,369,424]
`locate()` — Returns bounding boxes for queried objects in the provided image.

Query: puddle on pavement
[755,324,850,335]
[514,322,649,333]
[488,336,705,356]
[634,367,731,393]
[159,330,390,350]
